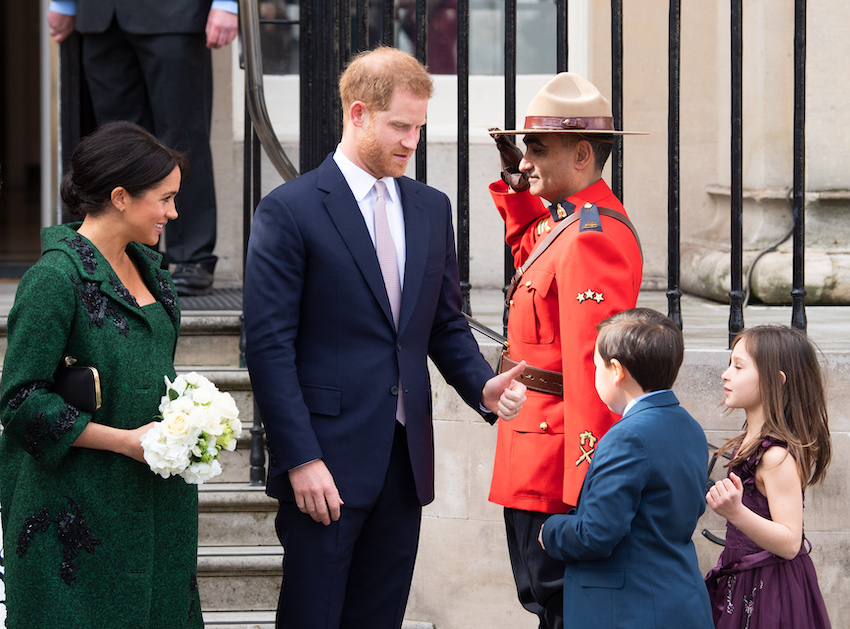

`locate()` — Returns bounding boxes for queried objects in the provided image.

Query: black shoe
[172,263,214,297]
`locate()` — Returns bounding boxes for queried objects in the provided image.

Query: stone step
[202,610,275,629]
[175,311,243,367]
[202,611,436,629]
[198,544,437,629]
[198,483,279,547]
[197,545,282,613]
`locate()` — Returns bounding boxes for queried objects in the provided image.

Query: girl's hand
[706,472,744,520]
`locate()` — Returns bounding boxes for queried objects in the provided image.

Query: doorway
[0,0,43,276]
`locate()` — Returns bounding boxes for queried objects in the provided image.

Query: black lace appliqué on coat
[51,405,80,439]
[60,235,98,274]
[73,279,109,328]
[16,499,101,585]
[140,246,160,262]
[22,404,79,459]
[109,275,140,309]
[55,499,102,584]
[155,269,179,323]
[16,508,52,557]
[7,381,49,410]
[22,412,48,459]
[72,278,130,336]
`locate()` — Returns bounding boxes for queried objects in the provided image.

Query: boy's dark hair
[596,308,684,392]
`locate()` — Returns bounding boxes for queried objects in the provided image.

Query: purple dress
[704,437,831,628]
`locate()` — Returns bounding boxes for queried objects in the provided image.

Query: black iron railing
[238,0,811,484]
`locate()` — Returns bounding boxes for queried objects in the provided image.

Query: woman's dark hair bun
[61,121,187,217]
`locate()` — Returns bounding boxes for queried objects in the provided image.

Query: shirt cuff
[211,0,238,14]
[49,0,77,16]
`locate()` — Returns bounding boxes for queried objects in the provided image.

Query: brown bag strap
[504,205,642,308]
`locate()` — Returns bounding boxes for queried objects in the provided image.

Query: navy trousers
[274,423,422,628]
[504,507,566,629]
[81,19,217,270]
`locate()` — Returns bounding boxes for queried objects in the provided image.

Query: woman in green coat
[0,122,202,628]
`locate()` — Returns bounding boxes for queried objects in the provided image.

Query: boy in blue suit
[540,308,713,628]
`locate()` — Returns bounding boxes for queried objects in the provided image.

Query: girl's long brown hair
[717,325,831,490]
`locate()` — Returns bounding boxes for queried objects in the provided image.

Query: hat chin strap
[524,116,614,131]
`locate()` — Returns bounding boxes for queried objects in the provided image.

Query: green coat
[0,225,202,628]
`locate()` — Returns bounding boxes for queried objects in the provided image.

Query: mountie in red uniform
[488,177,643,513]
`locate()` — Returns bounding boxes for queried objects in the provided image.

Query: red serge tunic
[488,179,643,513]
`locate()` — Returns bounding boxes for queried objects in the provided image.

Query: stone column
[681,0,850,304]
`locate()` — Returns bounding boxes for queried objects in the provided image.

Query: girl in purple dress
[705,325,831,628]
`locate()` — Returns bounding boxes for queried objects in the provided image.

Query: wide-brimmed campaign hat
[489,72,645,136]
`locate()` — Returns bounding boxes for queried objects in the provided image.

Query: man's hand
[481,360,527,421]
[206,9,238,49]
[47,11,76,43]
[489,129,530,193]
[288,459,344,525]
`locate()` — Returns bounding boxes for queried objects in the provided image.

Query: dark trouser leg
[504,507,565,629]
[81,20,154,129]
[340,423,421,629]
[274,423,421,629]
[130,31,217,271]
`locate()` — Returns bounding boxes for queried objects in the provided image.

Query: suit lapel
[398,178,429,335]
[318,157,396,329]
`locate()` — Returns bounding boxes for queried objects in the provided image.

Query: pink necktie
[374,180,405,425]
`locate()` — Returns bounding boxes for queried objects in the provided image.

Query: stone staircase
[173,310,279,629]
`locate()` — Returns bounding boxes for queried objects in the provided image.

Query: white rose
[180,458,222,484]
[210,392,239,421]
[190,385,215,406]
[182,372,201,387]
[161,409,194,440]
[187,406,224,436]
[166,374,188,397]
[227,417,243,439]
[167,396,196,415]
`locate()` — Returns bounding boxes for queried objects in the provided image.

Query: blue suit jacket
[542,390,713,628]
[244,155,496,507]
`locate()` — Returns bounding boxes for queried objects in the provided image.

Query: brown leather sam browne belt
[498,352,563,397]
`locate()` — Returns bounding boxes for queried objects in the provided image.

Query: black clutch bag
[51,356,102,413]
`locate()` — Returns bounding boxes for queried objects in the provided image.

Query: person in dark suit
[46,0,238,295]
[243,47,528,629]
[540,308,713,629]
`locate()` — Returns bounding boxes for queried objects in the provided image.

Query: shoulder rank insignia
[575,430,598,466]
[576,289,604,304]
[535,217,552,236]
[548,199,575,222]
[578,202,603,232]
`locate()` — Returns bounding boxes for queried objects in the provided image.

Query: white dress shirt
[333,147,406,288]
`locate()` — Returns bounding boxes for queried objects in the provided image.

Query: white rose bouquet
[140,372,242,484]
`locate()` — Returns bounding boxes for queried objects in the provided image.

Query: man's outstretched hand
[482,360,528,421]
[489,129,530,192]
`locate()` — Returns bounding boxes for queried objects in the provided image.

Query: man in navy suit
[540,309,713,628]
[244,47,527,629]
[46,0,237,295]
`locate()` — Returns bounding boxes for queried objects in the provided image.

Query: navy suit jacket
[76,0,211,34]
[244,155,496,507]
[542,391,713,628]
